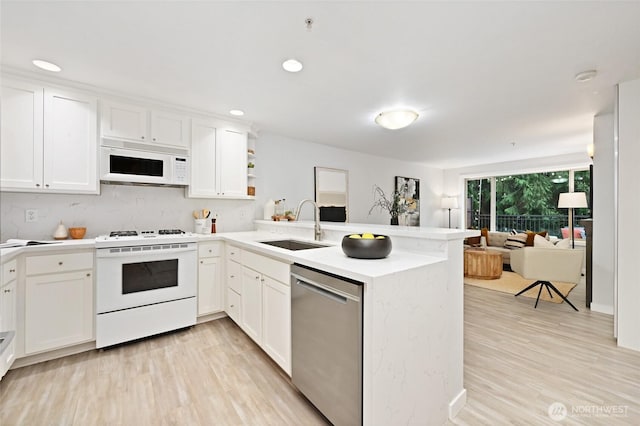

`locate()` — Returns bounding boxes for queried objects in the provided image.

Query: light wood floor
[1,280,639,425]
[452,280,640,425]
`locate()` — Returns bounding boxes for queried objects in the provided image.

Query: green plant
[368,184,407,218]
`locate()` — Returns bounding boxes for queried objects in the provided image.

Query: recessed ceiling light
[32,59,61,72]
[282,59,303,73]
[229,109,244,116]
[574,69,597,82]
[375,110,419,130]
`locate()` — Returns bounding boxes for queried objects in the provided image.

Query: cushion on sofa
[504,233,528,249]
[555,238,571,249]
[533,234,555,247]
[525,230,548,246]
[487,231,508,247]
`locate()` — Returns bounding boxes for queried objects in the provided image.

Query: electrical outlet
[25,209,38,222]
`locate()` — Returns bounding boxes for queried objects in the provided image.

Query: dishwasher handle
[295,279,347,304]
[291,272,360,302]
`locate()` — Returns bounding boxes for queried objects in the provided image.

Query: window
[466,178,490,229]
[465,168,590,238]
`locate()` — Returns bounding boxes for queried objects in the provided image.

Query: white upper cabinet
[0,79,98,194]
[101,100,190,149]
[189,121,248,199]
[101,101,148,142]
[189,119,218,198]
[151,110,190,148]
[217,128,248,197]
[44,89,98,193]
[0,80,44,190]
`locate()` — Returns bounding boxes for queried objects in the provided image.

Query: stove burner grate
[109,231,138,237]
[158,229,185,235]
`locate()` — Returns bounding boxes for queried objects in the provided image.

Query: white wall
[254,132,444,227]
[0,185,255,241]
[591,113,615,315]
[616,78,640,351]
[442,152,590,228]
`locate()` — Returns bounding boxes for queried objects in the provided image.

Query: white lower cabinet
[262,275,291,371]
[24,252,94,355]
[240,266,263,344]
[1,259,18,379]
[228,245,291,375]
[197,242,223,316]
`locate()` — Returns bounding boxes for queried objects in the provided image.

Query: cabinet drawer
[227,260,242,293]
[227,289,241,324]
[26,251,93,275]
[225,244,241,262]
[2,259,17,285]
[242,250,290,284]
[199,241,222,258]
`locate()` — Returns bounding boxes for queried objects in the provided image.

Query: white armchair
[510,247,583,311]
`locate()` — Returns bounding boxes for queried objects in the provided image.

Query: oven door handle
[96,246,196,258]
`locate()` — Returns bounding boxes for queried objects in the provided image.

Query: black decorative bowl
[341,234,392,259]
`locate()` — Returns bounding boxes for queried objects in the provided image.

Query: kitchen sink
[259,239,328,251]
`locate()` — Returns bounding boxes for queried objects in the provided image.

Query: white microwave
[100,146,189,186]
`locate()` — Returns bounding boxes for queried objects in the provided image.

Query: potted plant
[369,184,407,225]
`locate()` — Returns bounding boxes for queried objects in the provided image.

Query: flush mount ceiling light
[574,69,597,82]
[229,109,244,116]
[282,59,303,73]
[32,59,61,72]
[374,110,419,130]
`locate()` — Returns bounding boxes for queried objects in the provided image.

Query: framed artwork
[395,176,420,226]
[315,167,349,222]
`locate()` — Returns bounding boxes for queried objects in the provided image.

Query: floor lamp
[558,192,588,249]
[441,196,458,228]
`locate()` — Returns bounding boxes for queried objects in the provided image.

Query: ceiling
[2,1,640,169]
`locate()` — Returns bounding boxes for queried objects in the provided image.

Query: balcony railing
[468,214,591,237]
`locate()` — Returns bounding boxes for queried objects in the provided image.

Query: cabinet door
[226,288,241,325]
[43,89,98,193]
[101,101,148,142]
[0,280,17,334]
[217,129,247,197]
[240,266,262,344]
[151,110,190,148]
[262,276,291,375]
[198,257,223,315]
[0,80,44,190]
[189,119,218,197]
[25,270,94,354]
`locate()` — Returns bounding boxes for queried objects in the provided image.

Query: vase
[390,216,399,225]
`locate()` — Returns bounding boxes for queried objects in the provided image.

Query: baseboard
[12,341,96,369]
[196,311,227,324]
[449,388,467,419]
[590,303,614,315]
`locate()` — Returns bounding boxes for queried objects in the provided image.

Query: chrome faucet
[295,199,322,241]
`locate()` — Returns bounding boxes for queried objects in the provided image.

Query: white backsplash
[0,184,255,241]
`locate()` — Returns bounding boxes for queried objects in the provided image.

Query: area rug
[464,271,576,304]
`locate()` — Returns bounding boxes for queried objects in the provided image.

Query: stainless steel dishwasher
[291,263,363,426]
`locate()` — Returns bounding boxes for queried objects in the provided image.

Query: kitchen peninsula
[222,220,475,424]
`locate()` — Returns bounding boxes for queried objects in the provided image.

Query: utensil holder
[194,219,210,234]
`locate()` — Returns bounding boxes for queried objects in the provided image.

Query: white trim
[590,303,614,316]
[449,388,467,419]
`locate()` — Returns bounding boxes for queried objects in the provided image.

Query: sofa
[464,228,549,266]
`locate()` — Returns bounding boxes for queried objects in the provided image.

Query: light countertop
[220,231,445,283]
[1,231,446,283]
